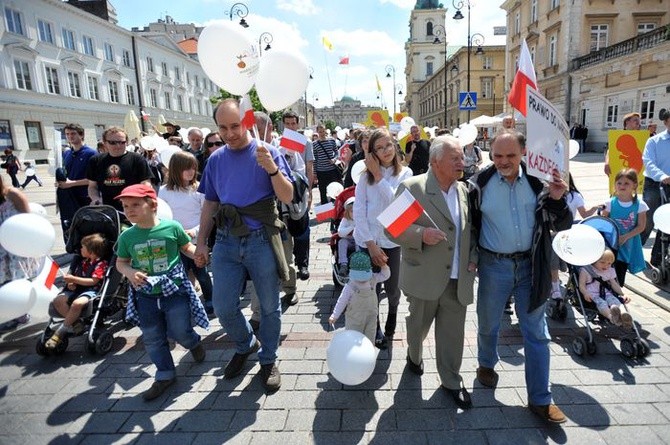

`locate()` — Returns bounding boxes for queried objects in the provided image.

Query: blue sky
[113,0,507,110]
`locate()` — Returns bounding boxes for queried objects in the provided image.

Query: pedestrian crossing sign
[459,92,477,111]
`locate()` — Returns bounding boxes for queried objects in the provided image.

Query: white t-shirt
[603,198,649,214]
[158,186,204,236]
[566,191,585,220]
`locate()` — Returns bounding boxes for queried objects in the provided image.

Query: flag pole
[421,209,440,230]
[323,50,334,106]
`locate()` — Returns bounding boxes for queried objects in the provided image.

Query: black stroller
[36,206,128,356]
[328,185,356,288]
[648,184,670,285]
[559,216,650,359]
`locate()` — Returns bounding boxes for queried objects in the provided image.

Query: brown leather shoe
[476,366,499,388]
[528,403,567,424]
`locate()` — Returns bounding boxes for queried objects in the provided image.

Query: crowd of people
[1,100,668,424]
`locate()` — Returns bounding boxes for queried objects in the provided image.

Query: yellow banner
[393,112,408,123]
[608,130,648,194]
[398,128,430,153]
[364,110,389,128]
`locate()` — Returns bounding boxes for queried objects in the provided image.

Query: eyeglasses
[206,141,224,148]
[106,140,127,146]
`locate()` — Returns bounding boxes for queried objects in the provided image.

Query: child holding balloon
[329,251,390,343]
[601,168,647,286]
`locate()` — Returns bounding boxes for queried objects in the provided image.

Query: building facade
[316,96,380,128]
[500,0,669,149]
[1,0,217,158]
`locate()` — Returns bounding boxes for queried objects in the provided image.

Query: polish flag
[314,202,336,222]
[280,128,307,154]
[140,111,151,121]
[239,94,255,129]
[34,256,60,290]
[507,39,538,117]
[339,56,350,65]
[377,189,424,238]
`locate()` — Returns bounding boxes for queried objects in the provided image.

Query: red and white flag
[280,129,308,154]
[314,202,336,222]
[239,94,255,129]
[377,189,424,238]
[140,111,151,121]
[339,56,350,65]
[34,256,60,290]
[507,39,537,117]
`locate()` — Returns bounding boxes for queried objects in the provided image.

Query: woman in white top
[158,151,212,313]
[353,128,413,348]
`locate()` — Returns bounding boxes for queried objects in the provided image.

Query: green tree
[211,87,283,130]
[323,120,337,132]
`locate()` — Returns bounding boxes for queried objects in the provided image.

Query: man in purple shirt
[195,99,293,392]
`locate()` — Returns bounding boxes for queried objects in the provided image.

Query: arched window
[426,22,433,36]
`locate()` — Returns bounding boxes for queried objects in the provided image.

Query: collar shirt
[441,181,461,279]
[643,130,670,182]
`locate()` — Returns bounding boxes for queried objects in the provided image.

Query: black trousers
[316,169,342,205]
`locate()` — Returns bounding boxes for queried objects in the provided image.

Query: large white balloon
[198,22,259,95]
[0,213,55,258]
[653,204,670,234]
[29,202,48,217]
[350,160,367,185]
[157,197,173,220]
[256,50,310,112]
[326,182,344,200]
[29,282,58,319]
[552,224,605,266]
[569,139,580,159]
[0,279,36,322]
[159,146,181,167]
[400,116,416,133]
[327,329,377,385]
[458,123,479,147]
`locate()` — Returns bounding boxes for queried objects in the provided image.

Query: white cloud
[325,29,404,58]
[443,7,507,47]
[379,0,415,9]
[276,0,319,15]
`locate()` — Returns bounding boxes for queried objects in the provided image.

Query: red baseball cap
[115,183,157,200]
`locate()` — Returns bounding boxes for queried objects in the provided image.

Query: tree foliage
[323,120,337,132]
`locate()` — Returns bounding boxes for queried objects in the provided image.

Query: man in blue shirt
[469,130,571,424]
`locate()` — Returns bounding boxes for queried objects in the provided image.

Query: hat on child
[344,196,355,207]
[115,183,157,200]
[348,251,372,281]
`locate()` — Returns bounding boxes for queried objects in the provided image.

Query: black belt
[480,246,531,260]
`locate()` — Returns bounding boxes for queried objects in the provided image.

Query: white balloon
[159,146,181,167]
[157,197,173,220]
[198,22,259,95]
[569,139,580,159]
[452,128,461,138]
[653,204,670,234]
[458,123,478,147]
[29,202,48,217]
[178,128,190,141]
[326,182,344,199]
[327,329,377,385]
[29,282,58,319]
[397,130,407,141]
[400,116,416,133]
[336,129,347,141]
[201,128,212,136]
[0,213,55,258]
[0,279,36,322]
[350,160,367,185]
[552,224,605,266]
[256,50,310,112]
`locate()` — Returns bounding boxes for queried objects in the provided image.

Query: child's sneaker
[621,312,634,330]
[610,306,622,326]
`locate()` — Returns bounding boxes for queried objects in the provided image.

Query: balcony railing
[571,24,669,71]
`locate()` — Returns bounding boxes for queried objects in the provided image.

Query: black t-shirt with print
[86,152,153,211]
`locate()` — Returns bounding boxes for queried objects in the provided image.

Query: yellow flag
[375,74,382,92]
[322,36,333,51]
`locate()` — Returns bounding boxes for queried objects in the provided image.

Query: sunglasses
[106,140,127,146]
[206,141,224,148]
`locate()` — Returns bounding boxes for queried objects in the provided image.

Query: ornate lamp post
[452,0,485,122]
[226,2,249,28]
[385,64,396,118]
[258,32,273,56]
[433,24,448,127]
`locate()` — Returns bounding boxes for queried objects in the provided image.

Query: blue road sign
[459,92,477,111]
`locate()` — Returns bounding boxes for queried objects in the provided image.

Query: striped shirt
[313,138,339,172]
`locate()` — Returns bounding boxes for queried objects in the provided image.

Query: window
[82,35,94,56]
[68,72,81,97]
[108,81,119,103]
[530,46,536,64]
[122,49,131,67]
[195,99,202,115]
[186,72,191,85]
[482,56,492,70]
[195,75,199,88]
[164,92,171,110]
[5,7,24,35]
[606,104,618,127]
[637,23,655,35]
[147,57,154,73]
[550,0,560,9]
[175,67,181,81]
[149,88,157,107]
[426,61,433,77]
[62,28,75,51]
[482,78,493,98]
[514,12,520,35]
[126,84,135,105]
[530,0,537,23]
[590,24,608,52]
[104,43,114,62]
[38,20,54,44]
[641,99,655,121]
[45,67,60,94]
[87,75,99,100]
[548,34,557,66]
[426,22,433,36]
[161,62,168,76]
[14,60,32,90]
[177,95,184,112]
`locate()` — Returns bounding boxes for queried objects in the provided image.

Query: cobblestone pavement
[0,157,669,445]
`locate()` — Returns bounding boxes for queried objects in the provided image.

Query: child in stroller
[329,185,356,287]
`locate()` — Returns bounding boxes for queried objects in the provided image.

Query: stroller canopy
[579,216,619,251]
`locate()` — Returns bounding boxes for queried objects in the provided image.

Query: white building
[0,0,218,159]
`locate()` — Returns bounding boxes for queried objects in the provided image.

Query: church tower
[404,1,447,121]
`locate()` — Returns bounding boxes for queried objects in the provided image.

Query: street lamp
[433,24,448,127]
[304,66,314,127]
[258,32,273,56]
[227,2,249,28]
[385,64,396,118]
[452,0,485,122]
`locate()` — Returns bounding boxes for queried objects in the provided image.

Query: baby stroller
[560,216,650,359]
[36,205,128,356]
[329,185,356,287]
[649,184,670,285]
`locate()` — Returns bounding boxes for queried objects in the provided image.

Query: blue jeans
[181,253,213,301]
[136,289,201,381]
[211,228,280,365]
[477,250,552,405]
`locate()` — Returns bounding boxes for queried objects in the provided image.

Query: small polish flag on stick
[314,202,336,222]
[239,94,255,129]
[377,189,427,238]
[280,129,307,154]
[140,111,151,122]
[34,256,60,290]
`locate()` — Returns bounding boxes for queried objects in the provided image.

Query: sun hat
[348,251,372,282]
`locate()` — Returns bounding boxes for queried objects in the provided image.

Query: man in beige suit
[390,135,477,410]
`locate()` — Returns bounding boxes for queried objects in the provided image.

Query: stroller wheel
[620,337,636,358]
[635,338,651,357]
[586,339,597,355]
[650,267,665,285]
[572,337,587,357]
[87,330,114,355]
[35,337,49,356]
[52,336,69,355]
